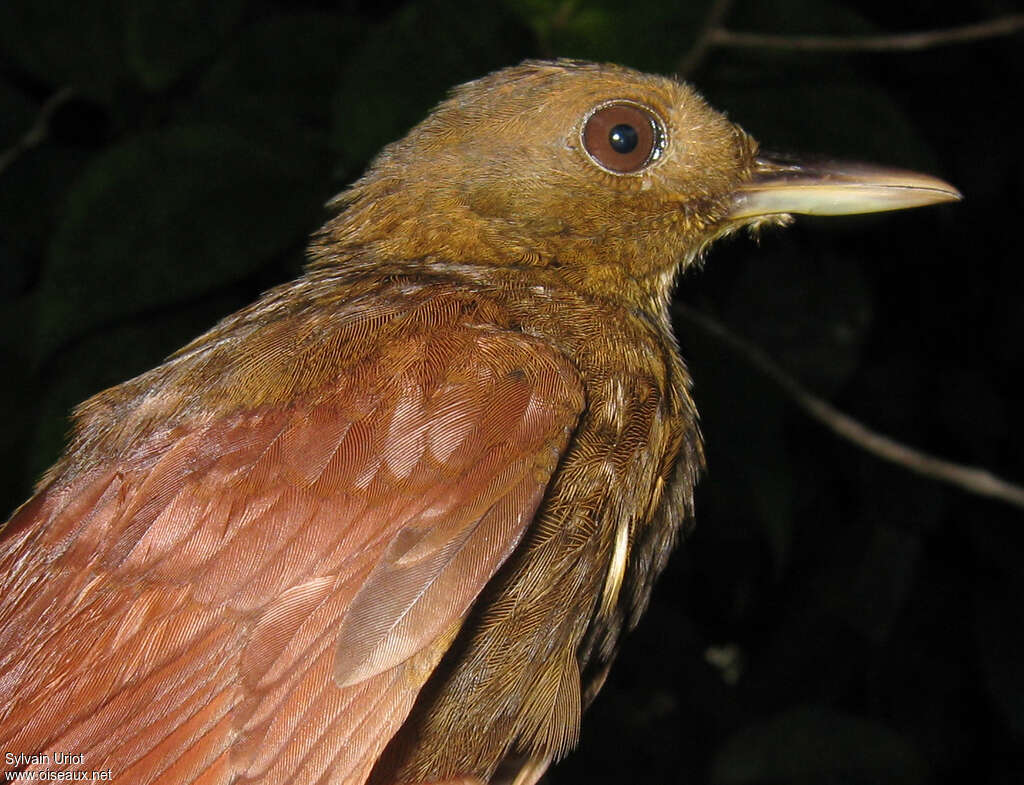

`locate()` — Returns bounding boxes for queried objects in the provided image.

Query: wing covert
[0,323,583,785]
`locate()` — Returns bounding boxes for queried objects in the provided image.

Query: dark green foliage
[1,0,1020,782]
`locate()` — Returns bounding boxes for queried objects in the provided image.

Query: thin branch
[0,87,74,177]
[709,14,1024,53]
[674,303,1024,511]
[676,0,736,77]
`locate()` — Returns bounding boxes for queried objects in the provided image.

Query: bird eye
[582,102,662,174]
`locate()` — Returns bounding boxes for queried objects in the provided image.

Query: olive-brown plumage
[0,60,958,785]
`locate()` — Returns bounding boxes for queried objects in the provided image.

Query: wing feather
[0,323,583,785]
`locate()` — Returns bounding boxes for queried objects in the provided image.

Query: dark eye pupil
[608,124,638,154]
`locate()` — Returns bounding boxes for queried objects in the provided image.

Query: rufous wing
[0,325,583,785]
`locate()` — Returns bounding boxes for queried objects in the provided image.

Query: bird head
[312,60,959,308]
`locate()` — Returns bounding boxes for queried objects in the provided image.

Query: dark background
[1,1,1021,783]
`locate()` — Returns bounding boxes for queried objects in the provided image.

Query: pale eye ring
[582,102,664,174]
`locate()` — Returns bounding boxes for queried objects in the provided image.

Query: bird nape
[0,60,958,785]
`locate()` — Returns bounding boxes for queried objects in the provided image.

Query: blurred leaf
[0,85,40,299]
[881,554,978,775]
[0,81,33,148]
[705,76,934,172]
[0,0,127,101]
[0,296,37,508]
[837,524,920,644]
[976,590,1024,737]
[727,243,873,395]
[196,12,363,167]
[1,144,86,280]
[975,563,1024,735]
[330,0,532,177]
[741,600,867,708]
[38,125,321,359]
[679,315,795,574]
[729,0,876,38]
[125,0,247,90]
[744,436,795,577]
[501,0,569,43]
[935,369,1007,465]
[853,443,947,540]
[711,705,927,785]
[505,0,712,72]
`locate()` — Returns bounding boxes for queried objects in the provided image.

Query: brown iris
[582,102,662,174]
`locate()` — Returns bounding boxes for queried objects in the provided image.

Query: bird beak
[728,153,962,220]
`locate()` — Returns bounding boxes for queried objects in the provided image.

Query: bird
[0,60,958,785]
